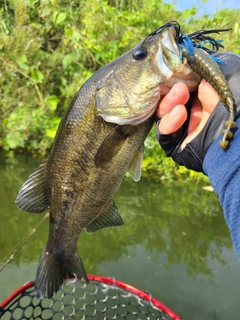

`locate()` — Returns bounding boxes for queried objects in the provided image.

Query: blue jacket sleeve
[203,117,240,258]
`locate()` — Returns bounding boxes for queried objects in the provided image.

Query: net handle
[0,275,182,320]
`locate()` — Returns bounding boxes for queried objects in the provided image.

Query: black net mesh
[0,278,175,320]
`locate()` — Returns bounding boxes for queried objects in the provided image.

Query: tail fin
[34,246,88,299]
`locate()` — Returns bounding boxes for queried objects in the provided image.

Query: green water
[1,153,240,319]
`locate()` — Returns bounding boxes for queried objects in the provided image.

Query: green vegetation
[1,0,240,180]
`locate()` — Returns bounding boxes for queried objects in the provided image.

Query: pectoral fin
[128,144,144,182]
[86,201,123,233]
[94,126,127,167]
[16,160,49,213]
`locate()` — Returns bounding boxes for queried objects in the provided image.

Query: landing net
[0,274,181,320]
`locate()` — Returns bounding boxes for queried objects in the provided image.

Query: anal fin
[86,201,123,233]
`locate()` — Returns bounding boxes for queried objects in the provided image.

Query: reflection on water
[0,152,240,319]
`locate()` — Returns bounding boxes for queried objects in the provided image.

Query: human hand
[156,52,240,172]
[157,79,220,149]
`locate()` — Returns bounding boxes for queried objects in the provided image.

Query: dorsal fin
[16,160,50,213]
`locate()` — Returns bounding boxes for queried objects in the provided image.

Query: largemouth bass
[16,25,200,299]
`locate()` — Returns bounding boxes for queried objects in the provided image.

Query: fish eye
[132,46,148,60]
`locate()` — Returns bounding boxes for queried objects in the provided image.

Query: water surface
[0,153,240,319]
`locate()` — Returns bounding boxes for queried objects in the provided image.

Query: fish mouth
[159,27,182,73]
[157,27,201,93]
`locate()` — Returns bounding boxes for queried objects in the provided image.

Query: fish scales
[182,46,236,149]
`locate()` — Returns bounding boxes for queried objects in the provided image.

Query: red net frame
[0,274,182,320]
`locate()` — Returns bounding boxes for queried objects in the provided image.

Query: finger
[156,82,190,118]
[158,104,188,134]
[181,80,219,149]
[198,79,220,113]
[187,96,202,134]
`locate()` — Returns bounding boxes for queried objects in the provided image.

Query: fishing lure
[151,21,236,149]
